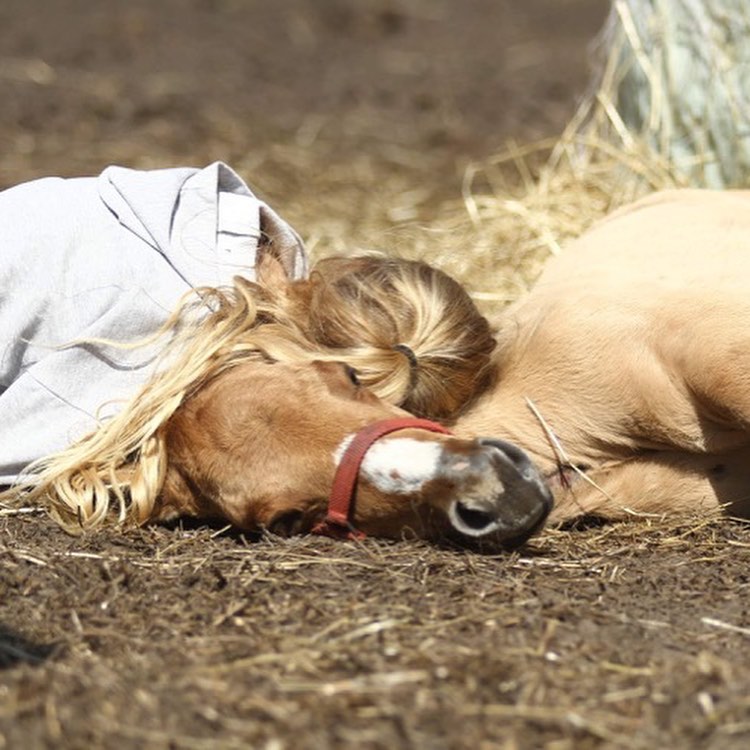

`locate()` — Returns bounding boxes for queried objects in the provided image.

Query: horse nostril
[442,437,553,544]
[453,501,495,532]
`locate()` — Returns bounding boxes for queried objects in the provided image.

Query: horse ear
[257,251,291,293]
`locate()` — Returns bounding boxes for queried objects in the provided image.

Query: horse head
[156,359,552,547]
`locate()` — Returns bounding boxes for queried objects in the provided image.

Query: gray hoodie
[0,162,307,484]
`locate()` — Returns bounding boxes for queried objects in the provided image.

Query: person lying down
[0,162,496,533]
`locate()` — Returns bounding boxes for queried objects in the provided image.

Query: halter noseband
[312,417,452,540]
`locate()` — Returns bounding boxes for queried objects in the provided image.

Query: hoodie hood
[97,161,307,287]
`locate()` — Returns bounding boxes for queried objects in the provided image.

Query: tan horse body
[456,190,750,523]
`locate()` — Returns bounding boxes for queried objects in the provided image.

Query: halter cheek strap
[312,417,452,541]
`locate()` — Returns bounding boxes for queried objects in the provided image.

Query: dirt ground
[3,1,750,748]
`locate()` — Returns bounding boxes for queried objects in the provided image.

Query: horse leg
[548,446,750,524]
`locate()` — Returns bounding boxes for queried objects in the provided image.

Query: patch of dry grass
[4,512,750,748]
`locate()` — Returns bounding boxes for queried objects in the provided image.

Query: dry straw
[420,0,750,317]
[599,0,750,189]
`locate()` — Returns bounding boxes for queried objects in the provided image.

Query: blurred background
[0,0,606,265]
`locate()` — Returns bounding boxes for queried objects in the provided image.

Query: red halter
[312,417,452,541]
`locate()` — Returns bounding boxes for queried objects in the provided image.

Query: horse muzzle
[313,419,552,548]
[445,437,553,546]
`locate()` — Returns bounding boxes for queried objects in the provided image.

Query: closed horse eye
[345,365,360,386]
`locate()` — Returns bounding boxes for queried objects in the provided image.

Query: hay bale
[591,0,750,188]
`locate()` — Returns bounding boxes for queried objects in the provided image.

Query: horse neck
[454,353,623,477]
[454,385,560,472]
[451,317,566,471]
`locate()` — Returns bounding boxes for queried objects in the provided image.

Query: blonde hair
[294,256,496,419]
[3,255,495,532]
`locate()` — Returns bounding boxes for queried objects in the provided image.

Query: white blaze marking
[333,435,442,494]
[333,434,355,465]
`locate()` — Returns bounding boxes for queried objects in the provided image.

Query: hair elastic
[393,343,419,391]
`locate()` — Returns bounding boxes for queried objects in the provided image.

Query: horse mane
[2,255,496,533]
